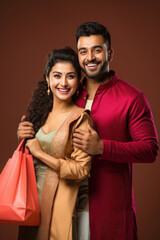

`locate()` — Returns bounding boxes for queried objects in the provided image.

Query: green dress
[34,128,57,206]
[34,128,76,239]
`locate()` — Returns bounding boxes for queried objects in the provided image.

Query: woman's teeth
[58,89,70,92]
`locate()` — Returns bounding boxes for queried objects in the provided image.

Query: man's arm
[73,124,103,155]
[73,93,159,163]
[17,115,35,141]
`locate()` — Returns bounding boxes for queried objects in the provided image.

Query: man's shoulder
[115,75,143,97]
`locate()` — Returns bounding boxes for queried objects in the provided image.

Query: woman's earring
[47,83,50,95]
[76,89,80,96]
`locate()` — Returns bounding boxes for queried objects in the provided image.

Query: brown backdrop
[0,0,159,239]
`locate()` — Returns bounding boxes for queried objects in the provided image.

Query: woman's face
[47,62,78,102]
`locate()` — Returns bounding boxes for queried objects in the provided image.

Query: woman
[18,47,92,240]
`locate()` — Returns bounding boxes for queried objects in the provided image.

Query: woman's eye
[54,74,61,78]
[67,75,75,79]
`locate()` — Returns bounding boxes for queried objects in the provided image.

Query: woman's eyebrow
[52,71,62,74]
[67,72,76,75]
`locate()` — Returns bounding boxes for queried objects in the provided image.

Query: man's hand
[17,115,35,141]
[73,124,103,155]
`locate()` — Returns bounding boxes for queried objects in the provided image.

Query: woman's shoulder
[71,107,92,129]
[71,106,91,119]
[72,106,85,112]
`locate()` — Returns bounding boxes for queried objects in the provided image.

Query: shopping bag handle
[16,138,30,154]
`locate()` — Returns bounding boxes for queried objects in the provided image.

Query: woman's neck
[52,98,76,114]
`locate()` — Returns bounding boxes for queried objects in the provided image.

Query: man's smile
[84,61,101,71]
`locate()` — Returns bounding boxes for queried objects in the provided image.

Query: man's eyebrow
[93,45,103,49]
[78,45,103,51]
[78,47,86,52]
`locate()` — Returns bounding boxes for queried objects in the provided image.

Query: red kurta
[75,72,159,240]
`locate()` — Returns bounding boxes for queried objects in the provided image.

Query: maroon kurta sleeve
[99,92,159,163]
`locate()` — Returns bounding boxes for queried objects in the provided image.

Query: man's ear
[109,48,114,62]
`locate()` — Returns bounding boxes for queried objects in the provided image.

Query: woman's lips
[57,88,70,94]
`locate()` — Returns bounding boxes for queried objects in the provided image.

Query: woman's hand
[26,138,60,172]
[26,138,43,159]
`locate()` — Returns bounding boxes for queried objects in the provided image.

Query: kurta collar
[81,70,118,94]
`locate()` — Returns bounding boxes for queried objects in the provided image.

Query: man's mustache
[84,60,101,65]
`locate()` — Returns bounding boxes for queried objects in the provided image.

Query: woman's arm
[26,112,92,181]
[26,138,60,171]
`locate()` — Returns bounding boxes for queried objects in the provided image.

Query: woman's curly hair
[25,47,81,133]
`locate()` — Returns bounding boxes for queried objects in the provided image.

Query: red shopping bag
[0,139,40,225]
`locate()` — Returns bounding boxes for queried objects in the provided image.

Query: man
[73,22,159,240]
[18,22,159,239]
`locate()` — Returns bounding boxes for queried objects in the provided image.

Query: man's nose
[87,50,95,61]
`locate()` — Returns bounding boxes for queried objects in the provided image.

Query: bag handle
[16,138,25,151]
[16,138,30,154]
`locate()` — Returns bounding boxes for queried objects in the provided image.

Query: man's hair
[76,22,111,50]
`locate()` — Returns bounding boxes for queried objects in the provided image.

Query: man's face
[77,35,109,79]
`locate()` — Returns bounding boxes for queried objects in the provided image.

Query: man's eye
[94,48,102,53]
[80,50,87,55]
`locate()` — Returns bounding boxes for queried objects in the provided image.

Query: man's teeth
[87,64,97,67]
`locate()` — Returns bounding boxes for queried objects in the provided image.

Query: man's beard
[81,59,109,82]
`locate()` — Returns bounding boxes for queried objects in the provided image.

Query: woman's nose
[60,76,68,86]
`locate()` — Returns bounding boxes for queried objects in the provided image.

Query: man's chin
[84,71,103,80]
[82,69,100,79]
[82,70,111,83]
[81,61,109,80]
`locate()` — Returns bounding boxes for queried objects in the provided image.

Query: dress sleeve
[58,112,92,180]
[99,93,159,163]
